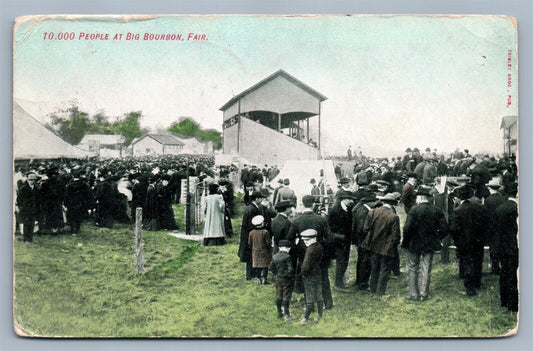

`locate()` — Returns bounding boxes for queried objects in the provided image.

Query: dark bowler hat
[454,185,474,200]
[405,148,412,153]
[310,178,317,184]
[283,178,291,186]
[278,240,291,248]
[339,177,350,185]
[361,193,377,202]
[302,195,315,207]
[413,148,420,152]
[275,200,292,211]
[277,178,284,184]
[417,186,433,197]
[250,191,265,200]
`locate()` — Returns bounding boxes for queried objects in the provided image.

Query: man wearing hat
[274,179,297,207]
[64,171,94,234]
[361,193,401,296]
[271,200,293,254]
[272,178,284,207]
[494,182,518,312]
[239,191,265,280]
[401,186,448,301]
[484,178,506,275]
[16,172,42,244]
[287,194,334,309]
[450,184,490,296]
[39,167,65,235]
[401,173,418,214]
[310,178,320,200]
[270,240,295,321]
[402,148,415,173]
[352,192,380,290]
[328,191,355,289]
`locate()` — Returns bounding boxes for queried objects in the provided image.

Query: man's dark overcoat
[361,206,401,257]
[238,203,262,262]
[402,202,448,254]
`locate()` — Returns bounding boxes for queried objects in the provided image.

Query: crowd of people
[237,148,518,324]
[14,147,519,325]
[14,155,218,244]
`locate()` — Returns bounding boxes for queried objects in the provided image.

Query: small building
[171,134,214,154]
[220,69,327,165]
[77,133,126,158]
[500,116,517,156]
[131,134,184,156]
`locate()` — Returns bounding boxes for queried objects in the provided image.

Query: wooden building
[220,70,327,165]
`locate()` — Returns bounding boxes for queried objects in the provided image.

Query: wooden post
[318,101,321,151]
[307,117,310,142]
[134,207,144,274]
[185,162,191,235]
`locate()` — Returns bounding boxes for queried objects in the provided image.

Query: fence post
[134,207,144,274]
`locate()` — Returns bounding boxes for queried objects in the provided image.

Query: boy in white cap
[299,229,323,324]
[248,215,272,284]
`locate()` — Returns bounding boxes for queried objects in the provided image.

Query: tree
[48,106,92,145]
[167,117,222,150]
[47,105,145,146]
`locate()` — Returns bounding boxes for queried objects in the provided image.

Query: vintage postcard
[13,15,518,338]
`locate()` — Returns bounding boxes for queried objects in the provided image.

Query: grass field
[13,200,518,338]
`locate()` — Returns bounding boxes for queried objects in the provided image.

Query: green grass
[13,198,518,338]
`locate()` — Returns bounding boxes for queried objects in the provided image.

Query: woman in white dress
[202,183,226,246]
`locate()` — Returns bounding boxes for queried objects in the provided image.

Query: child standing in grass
[299,229,323,324]
[248,215,272,284]
[270,240,295,322]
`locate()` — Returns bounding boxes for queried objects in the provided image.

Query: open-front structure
[220,70,327,165]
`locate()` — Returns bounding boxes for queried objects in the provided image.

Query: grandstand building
[220,70,327,165]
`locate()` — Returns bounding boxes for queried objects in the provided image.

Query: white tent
[269,159,338,209]
[13,102,94,159]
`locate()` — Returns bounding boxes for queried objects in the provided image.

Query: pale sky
[13,15,518,157]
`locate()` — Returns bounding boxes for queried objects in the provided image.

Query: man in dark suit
[352,193,380,290]
[16,172,42,244]
[362,193,401,296]
[328,192,355,289]
[402,186,448,301]
[271,200,293,254]
[401,173,418,214]
[64,171,94,234]
[484,179,507,274]
[238,191,265,280]
[494,182,518,312]
[287,195,334,309]
[450,185,490,296]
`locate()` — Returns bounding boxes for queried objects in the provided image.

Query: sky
[13,15,518,157]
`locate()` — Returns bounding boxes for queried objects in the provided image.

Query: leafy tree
[47,105,145,145]
[48,106,92,145]
[167,117,222,150]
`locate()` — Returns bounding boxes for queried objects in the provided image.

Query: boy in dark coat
[299,229,323,324]
[270,240,295,321]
